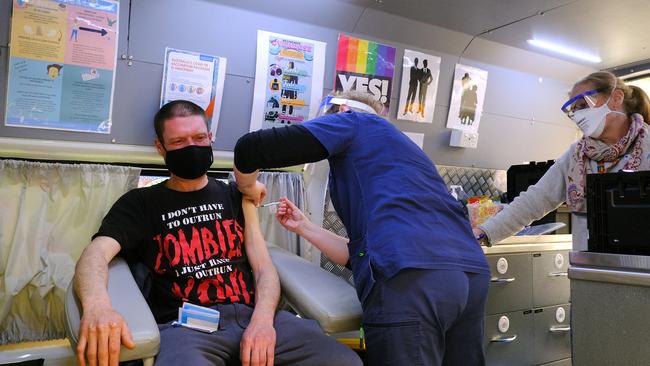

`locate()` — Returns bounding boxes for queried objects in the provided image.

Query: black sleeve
[93,189,147,255]
[234,125,328,174]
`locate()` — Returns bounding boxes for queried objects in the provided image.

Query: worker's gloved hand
[275,198,309,235]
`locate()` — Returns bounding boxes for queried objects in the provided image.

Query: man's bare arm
[240,199,280,366]
[74,236,134,366]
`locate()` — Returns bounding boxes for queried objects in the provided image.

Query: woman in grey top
[475,71,650,251]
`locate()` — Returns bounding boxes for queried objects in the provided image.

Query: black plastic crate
[507,160,557,225]
[587,171,650,254]
[506,160,555,201]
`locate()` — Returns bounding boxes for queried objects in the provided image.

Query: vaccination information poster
[446,63,489,133]
[5,0,119,133]
[250,30,326,131]
[161,48,227,140]
[397,49,441,123]
[334,34,396,116]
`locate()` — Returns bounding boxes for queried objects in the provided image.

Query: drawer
[533,304,572,365]
[532,251,570,308]
[485,310,534,366]
[486,253,533,314]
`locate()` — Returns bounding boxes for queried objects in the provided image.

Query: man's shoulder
[128,181,167,198]
[208,178,235,192]
[207,179,242,204]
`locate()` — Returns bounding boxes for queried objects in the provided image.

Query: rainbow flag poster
[335,34,396,116]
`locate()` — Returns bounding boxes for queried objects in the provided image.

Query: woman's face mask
[561,86,626,138]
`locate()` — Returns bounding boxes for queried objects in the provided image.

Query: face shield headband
[316,96,378,117]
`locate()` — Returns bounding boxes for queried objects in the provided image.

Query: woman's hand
[472,227,491,246]
[472,227,485,239]
[275,198,309,235]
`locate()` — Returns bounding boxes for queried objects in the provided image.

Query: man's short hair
[154,100,207,142]
[325,91,384,115]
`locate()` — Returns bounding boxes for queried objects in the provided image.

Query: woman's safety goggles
[316,96,378,117]
[560,89,600,118]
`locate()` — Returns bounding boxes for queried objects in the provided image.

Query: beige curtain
[0,159,140,344]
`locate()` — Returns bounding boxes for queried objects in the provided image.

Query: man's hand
[76,306,134,366]
[240,318,276,366]
[275,198,309,234]
[239,181,267,207]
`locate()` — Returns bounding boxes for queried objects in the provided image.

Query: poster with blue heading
[5,0,119,133]
[161,48,227,141]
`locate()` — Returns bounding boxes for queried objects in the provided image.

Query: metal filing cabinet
[484,310,534,366]
[483,236,572,366]
[532,251,570,308]
[570,252,650,366]
[532,304,571,365]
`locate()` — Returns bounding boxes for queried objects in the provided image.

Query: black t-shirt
[94,179,255,323]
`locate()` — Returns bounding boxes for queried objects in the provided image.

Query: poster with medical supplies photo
[397,49,441,123]
[250,30,326,131]
[446,64,488,133]
[334,34,396,116]
[161,48,227,141]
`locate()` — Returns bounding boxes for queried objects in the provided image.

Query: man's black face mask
[164,144,213,179]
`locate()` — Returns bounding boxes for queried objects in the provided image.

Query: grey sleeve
[478,145,575,243]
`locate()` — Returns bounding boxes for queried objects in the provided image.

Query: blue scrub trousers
[362,269,490,366]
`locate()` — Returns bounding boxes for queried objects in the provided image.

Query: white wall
[0,0,595,169]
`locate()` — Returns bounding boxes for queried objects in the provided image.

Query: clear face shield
[316,96,378,117]
[560,89,601,118]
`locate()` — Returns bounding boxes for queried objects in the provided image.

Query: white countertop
[483,234,573,254]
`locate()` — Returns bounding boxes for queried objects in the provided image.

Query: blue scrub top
[302,111,489,304]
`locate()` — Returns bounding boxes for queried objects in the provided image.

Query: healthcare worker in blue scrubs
[234,91,490,366]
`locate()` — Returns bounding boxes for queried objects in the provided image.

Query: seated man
[73,100,362,366]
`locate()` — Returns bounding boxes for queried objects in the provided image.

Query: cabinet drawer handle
[548,272,568,277]
[549,325,571,333]
[490,277,515,283]
[490,335,517,343]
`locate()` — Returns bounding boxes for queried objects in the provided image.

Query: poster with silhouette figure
[334,34,396,116]
[397,49,441,123]
[446,64,488,133]
[6,0,119,133]
[250,30,326,131]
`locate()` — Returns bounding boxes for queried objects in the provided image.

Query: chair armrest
[64,257,160,362]
[268,245,362,334]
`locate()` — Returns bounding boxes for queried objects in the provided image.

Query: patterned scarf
[566,113,650,212]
